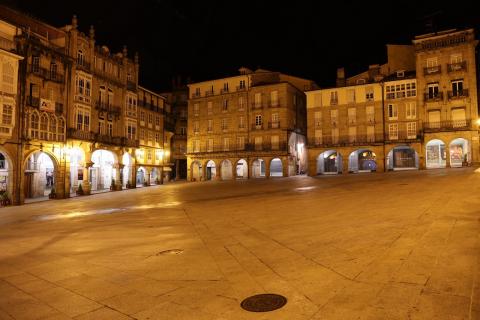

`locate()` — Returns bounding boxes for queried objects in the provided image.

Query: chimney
[368,64,380,81]
[336,67,346,87]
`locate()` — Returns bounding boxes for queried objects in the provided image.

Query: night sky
[3,0,480,92]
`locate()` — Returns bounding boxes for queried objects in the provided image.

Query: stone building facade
[0,6,173,206]
[307,28,479,175]
[187,68,317,181]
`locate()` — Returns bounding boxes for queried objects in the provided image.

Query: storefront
[426,139,446,169]
[387,146,418,170]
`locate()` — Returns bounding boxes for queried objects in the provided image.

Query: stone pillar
[232,162,237,180]
[146,168,151,185]
[82,162,93,194]
[216,161,222,180]
[471,135,480,165]
[342,157,349,174]
[445,147,451,168]
[282,157,289,177]
[265,159,271,179]
[114,164,122,190]
[376,157,385,173]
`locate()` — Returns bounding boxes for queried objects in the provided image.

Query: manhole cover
[156,249,183,255]
[240,293,287,312]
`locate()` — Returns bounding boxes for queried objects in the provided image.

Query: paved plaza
[0,169,479,319]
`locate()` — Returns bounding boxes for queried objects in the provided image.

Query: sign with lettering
[40,99,55,112]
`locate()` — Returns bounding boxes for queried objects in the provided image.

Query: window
[193,140,200,152]
[386,82,416,99]
[314,129,322,144]
[98,120,105,134]
[367,126,375,142]
[58,117,65,141]
[407,122,417,139]
[126,121,137,140]
[451,79,464,96]
[193,103,199,116]
[270,91,279,107]
[428,111,441,128]
[330,110,338,126]
[347,89,355,103]
[2,62,14,93]
[254,93,262,108]
[314,94,321,107]
[126,95,137,118]
[30,113,39,139]
[221,118,228,131]
[180,127,186,135]
[331,128,339,144]
[207,101,213,115]
[239,116,245,129]
[239,80,246,89]
[396,70,405,78]
[222,99,228,111]
[148,113,153,124]
[147,151,152,160]
[348,126,356,143]
[193,121,199,133]
[207,138,214,152]
[223,82,229,92]
[427,57,438,67]
[388,104,398,120]
[40,114,48,140]
[139,111,145,122]
[254,136,262,150]
[271,113,279,128]
[77,78,84,95]
[255,115,262,127]
[271,135,279,150]
[330,91,338,105]
[388,123,398,140]
[406,102,416,119]
[194,88,200,97]
[450,53,462,64]
[107,122,113,136]
[50,62,57,80]
[347,108,356,125]
[366,105,374,124]
[238,97,245,111]
[32,56,40,73]
[223,137,229,151]
[207,119,213,132]
[77,50,84,66]
[452,108,467,127]
[139,129,144,140]
[314,111,322,127]
[365,88,374,101]
[427,83,439,99]
[75,108,90,131]
[237,136,245,150]
[2,105,13,125]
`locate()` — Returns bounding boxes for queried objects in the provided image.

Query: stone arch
[136,166,147,186]
[270,158,283,177]
[91,149,118,190]
[251,158,266,178]
[236,159,248,179]
[205,160,217,181]
[316,150,342,174]
[386,145,419,170]
[348,149,377,173]
[190,160,202,182]
[0,147,14,203]
[425,139,446,169]
[220,159,233,180]
[23,149,60,200]
[449,137,470,167]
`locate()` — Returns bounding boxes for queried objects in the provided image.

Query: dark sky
[3,0,480,91]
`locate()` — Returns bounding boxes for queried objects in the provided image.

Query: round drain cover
[240,293,287,312]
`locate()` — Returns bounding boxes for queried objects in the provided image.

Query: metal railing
[252,102,263,109]
[447,61,467,72]
[29,65,64,83]
[95,101,121,115]
[76,60,91,72]
[236,86,246,91]
[67,128,95,140]
[268,121,280,129]
[220,88,229,94]
[251,124,263,130]
[424,65,442,75]
[447,89,469,99]
[424,91,443,102]
[189,142,288,153]
[424,119,471,132]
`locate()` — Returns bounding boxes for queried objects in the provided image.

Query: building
[163,77,188,180]
[307,28,479,176]
[187,68,317,181]
[414,28,479,169]
[0,6,173,205]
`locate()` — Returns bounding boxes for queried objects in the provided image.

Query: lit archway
[316,150,342,174]
[136,167,147,186]
[191,161,202,182]
[449,138,469,167]
[236,159,248,179]
[220,160,233,180]
[426,139,446,169]
[251,159,265,178]
[150,167,160,184]
[91,150,116,191]
[206,160,216,180]
[386,146,419,170]
[122,152,133,188]
[348,149,376,173]
[0,150,13,204]
[69,147,85,195]
[270,158,283,177]
[24,151,57,200]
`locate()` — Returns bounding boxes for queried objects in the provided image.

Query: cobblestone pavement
[0,168,479,319]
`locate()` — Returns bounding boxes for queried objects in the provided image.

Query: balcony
[127,81,136,92]
[424,65,441,76]
[27,96,40,107]
[447,61,467,73]
[268,121,280,129]
[192,92,201,98]
[121,137,140,148]
[236,85,246,91]
[29,65,64,83]
[308,134,385,147]
[424,119,471,132]
[447,89,469,99]
[67,128,95,141]
[205,90,214,97]
[252,102,263,109]
[94,133,122,145]
[424,91,443,102]
[76,60,91,72]
[220,88,229,94]
[238,124,246,130]
[95,101,121,116]
[269,100,280,108]
[330,99,338,106]
[251,124,263,130]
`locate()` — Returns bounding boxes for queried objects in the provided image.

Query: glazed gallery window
[388,104,398,120]
[388,123,398,140]
[30,113,39,139]
[407,122,417,139]
[451,79,464,96]
[405,102,416,119]
[75,108,90,131]
[2,104,13,125]
[427,83,439,99]
[2,62,14,93]
[126,121,137,140]
[314,111,322,127]
[207,101,213,115]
